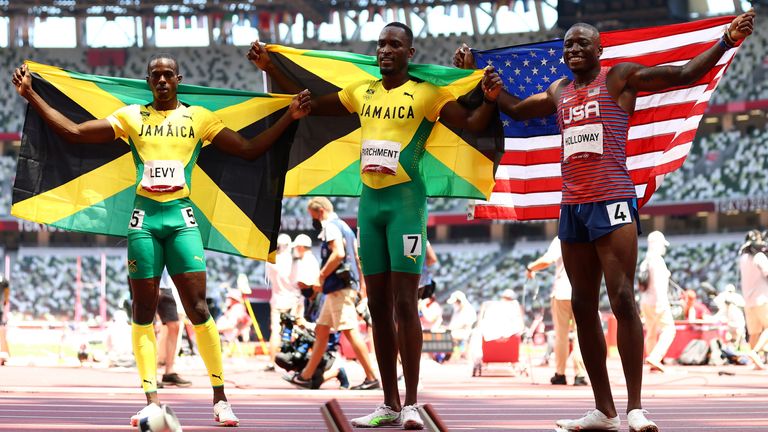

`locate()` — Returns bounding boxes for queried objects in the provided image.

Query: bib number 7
[607,201,631,226]
[403,234,423,257]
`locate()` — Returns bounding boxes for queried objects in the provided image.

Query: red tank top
[556,67,636,204]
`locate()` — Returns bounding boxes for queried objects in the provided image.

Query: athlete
[249,22,501,429]
[454,11,754,432]
[12,55,310,427]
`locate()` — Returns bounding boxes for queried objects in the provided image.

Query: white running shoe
[401,405,424,430]
[627,409,659,432]
[556,409,620,431]
[213,400,240,427]
[130,402,162,427]
[350,404,401,428]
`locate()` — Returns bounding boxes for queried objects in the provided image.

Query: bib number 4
[607,201,632,226]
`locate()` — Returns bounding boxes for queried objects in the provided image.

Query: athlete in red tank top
[454,10,755,432]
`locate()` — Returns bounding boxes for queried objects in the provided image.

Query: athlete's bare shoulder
[549,77,571,103]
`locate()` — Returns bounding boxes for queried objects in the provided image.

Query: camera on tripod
[274,312,339,389]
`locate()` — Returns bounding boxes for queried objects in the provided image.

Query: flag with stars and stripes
[469,15,741,221]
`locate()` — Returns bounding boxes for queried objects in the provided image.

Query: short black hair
[383,22,414,47]
[146,53,180,75]
[568,22,600,39]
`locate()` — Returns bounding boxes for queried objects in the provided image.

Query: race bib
[141,160,185,192]
[607,201,632,226]
[563,123,603,162]
[361,140,401,175]
[403,234,423,257]
[128,209,145,230]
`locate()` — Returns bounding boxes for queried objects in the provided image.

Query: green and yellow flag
[11,61,294,261]
[266,45,503,199]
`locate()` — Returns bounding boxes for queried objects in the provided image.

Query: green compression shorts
[358,182,427,276]
[126,196,206,279]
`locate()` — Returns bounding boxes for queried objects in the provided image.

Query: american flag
[470,16,741,220]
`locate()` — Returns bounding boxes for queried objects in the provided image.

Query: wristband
[721,32,736,49]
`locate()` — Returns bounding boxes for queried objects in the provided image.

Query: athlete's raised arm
[609,10,754,108]
[438,66,503,132]
[211,89,311,160]
[247,42,349,116]
[11,64,115,144]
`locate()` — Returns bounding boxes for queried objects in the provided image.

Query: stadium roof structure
[0,0,534,24]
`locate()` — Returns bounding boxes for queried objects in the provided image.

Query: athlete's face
[563,26,602,74]
[146,58,182,103]
[376,27,414,76]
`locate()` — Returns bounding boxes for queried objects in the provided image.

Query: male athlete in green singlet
[248,22,501,429]
[12,56,310,427]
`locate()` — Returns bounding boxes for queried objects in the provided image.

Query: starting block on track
[419,404,449,432]
[321,399,353,432]
[321,400,449,432]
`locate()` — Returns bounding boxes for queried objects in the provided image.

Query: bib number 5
[128,209,145,230]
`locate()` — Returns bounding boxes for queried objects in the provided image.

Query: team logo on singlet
[128,259,138,273]
[563,100,600,125]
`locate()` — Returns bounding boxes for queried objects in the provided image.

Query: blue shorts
[558,198,641,243]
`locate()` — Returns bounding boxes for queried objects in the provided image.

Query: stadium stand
[8,249,265,322]
[652,129,768,202]
[3,234,743,321]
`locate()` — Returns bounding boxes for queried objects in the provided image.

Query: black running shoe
[350,378,380,390]
[162,373,192,387]
[283,371,313,389]
[573,375,588,386]
[550,373,567,385]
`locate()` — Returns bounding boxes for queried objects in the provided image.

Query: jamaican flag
[11,61,294,261]
[266,45,503,199]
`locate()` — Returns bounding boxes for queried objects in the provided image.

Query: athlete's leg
[595,223,644,412]
[562,240,616,418]
[342,326,378,381]
[552,298,571,377]
[392,271,422,406]
[130,277,162,405]
[300,323,331,380]
[173,271,228,404]
[365,272,400,410]
[128,222,164,406]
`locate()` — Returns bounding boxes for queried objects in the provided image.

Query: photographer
[283,197,379,390]
[739,230,768,356]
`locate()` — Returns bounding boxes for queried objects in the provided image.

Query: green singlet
[106,103,225,279]
[338,79,454,275]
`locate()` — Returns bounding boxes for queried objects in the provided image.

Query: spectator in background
[265,233,302,372]
[447,290,477,359]
[155,269,191,387]
[713,284,746,349]
[0,275,10,365]
[638,231,676,373]
[739,230,768,352]
[419,283,443,332]
[290,234,321,324]
[527,236,587,386]
[418,241,438,298]
[683,289,712,321]
[216,289,252,355]
[105,309,135,368]
[284,197,379,390]
[477,289,525,341]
